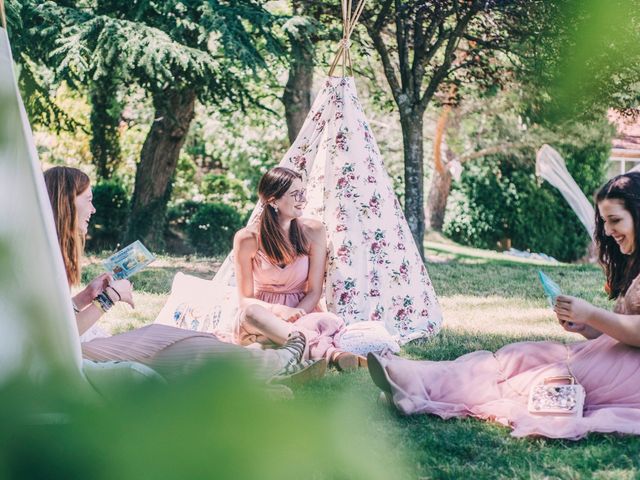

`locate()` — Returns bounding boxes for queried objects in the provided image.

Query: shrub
[86,179,130,252]
[167,200,201,232]
[444,141,609,262]
[201,173,250,211]
[186,202,245,256]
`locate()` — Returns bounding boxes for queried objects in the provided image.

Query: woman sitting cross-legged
[44,166,325,384]
[367,172,640,439]
[234,166,366,371]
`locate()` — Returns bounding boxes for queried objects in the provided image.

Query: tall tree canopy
[360,0,546,256]
[9,0,285,249]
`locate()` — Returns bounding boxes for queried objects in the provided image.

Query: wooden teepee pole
[0,0,7,30]
[328,0,366,77]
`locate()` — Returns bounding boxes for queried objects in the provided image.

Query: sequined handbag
[527,375,585,417]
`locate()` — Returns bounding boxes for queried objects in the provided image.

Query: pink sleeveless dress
[239,250,344,361]
[377,275,640,439]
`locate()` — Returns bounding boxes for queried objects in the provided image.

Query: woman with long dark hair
[44,166,323,383]
[234,166,366,370]
[367,173,640,439]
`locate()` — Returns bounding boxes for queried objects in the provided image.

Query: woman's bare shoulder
[299,217,325,234]
[234,226,259,252]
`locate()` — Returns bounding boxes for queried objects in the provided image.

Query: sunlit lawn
[82,242,640,479]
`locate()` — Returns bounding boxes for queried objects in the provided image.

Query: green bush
[86,179,130,252]
[201,173,250,211]
[167,200,201,232]
[186,202,245,256]
[444,142,609,262]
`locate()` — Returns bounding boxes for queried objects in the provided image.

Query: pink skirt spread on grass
[378,274,640,439]
[378,333,640,439]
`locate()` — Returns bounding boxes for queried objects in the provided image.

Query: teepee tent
[536,144,595,239]
[0,23,84,385]
[159,1,443,344]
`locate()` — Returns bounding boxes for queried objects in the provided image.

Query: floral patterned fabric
[156,76,443,345]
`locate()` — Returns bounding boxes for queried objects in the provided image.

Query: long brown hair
[44,166,91,285]
[595,172,640,299]
[258,167,309,265]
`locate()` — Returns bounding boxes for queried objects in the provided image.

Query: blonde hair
[44,166,90,285]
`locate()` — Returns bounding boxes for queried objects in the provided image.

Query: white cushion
[154,272,238,339]
[336,321,400,356]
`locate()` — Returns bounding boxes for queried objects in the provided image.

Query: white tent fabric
[0,27,83,385]
[158,77,443,344]
[536,144,595,239]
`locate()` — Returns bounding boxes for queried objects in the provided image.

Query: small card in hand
[103,240,155,280]
[538,270,562,307]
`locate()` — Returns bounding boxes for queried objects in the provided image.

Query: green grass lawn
[82,243,640,480]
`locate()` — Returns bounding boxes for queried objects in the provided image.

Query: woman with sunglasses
[234,167,366,370]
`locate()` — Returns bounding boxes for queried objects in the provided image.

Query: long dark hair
[258,167,309,265]
[44,166,91,285]
[595,172,640,299]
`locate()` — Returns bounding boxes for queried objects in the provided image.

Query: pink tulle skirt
[378,334,640,439]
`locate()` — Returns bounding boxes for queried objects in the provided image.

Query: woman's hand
[554,295,601,338]
[86,273,111,298]
[74,273,111,309]
[107,279,135,308]
[271,304,306,322]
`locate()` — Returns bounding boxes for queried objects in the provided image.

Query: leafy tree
[281,1,320,144]
[361,0,542,258]
[89,75,124,180]
[10,0,285,250]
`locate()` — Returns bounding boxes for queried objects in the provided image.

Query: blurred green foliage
[0,362,406,480]
[187,203,245,257]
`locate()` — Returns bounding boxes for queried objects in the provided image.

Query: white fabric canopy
[159,77,443,344]
[536,144,595,239]
[0,27,83,385]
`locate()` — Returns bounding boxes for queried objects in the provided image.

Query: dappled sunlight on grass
[425,240,566,266]
[440,295,576,341]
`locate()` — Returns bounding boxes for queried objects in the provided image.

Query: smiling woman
[233,166,367,371]
[600,199,635,253]
[367,172,640,440]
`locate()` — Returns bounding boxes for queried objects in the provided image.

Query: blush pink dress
[376,275,640,439]
[239,250,344,361]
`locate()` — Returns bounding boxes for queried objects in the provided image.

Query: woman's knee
[242,304,269,328]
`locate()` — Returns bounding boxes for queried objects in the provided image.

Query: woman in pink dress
[234,167,366,370]
[368,172,640,439]
[44,166,323,383]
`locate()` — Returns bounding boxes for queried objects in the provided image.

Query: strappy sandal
[271,358,327,386]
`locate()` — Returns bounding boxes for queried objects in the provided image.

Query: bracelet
[106,285,122,302]
[71,300,80,314]
[93,291,114,313]
[92,299,106,313]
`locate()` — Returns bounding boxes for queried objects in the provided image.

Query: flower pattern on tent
[156,77,443,345]
[278,77,442,343]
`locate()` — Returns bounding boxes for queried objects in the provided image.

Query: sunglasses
[289,189,307,203]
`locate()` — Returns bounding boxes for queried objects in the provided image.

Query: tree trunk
[126,88,196,250]
[400,112,425,260]
[90,78,122,180]
[282,23,314,144]
[426,166,453,231]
